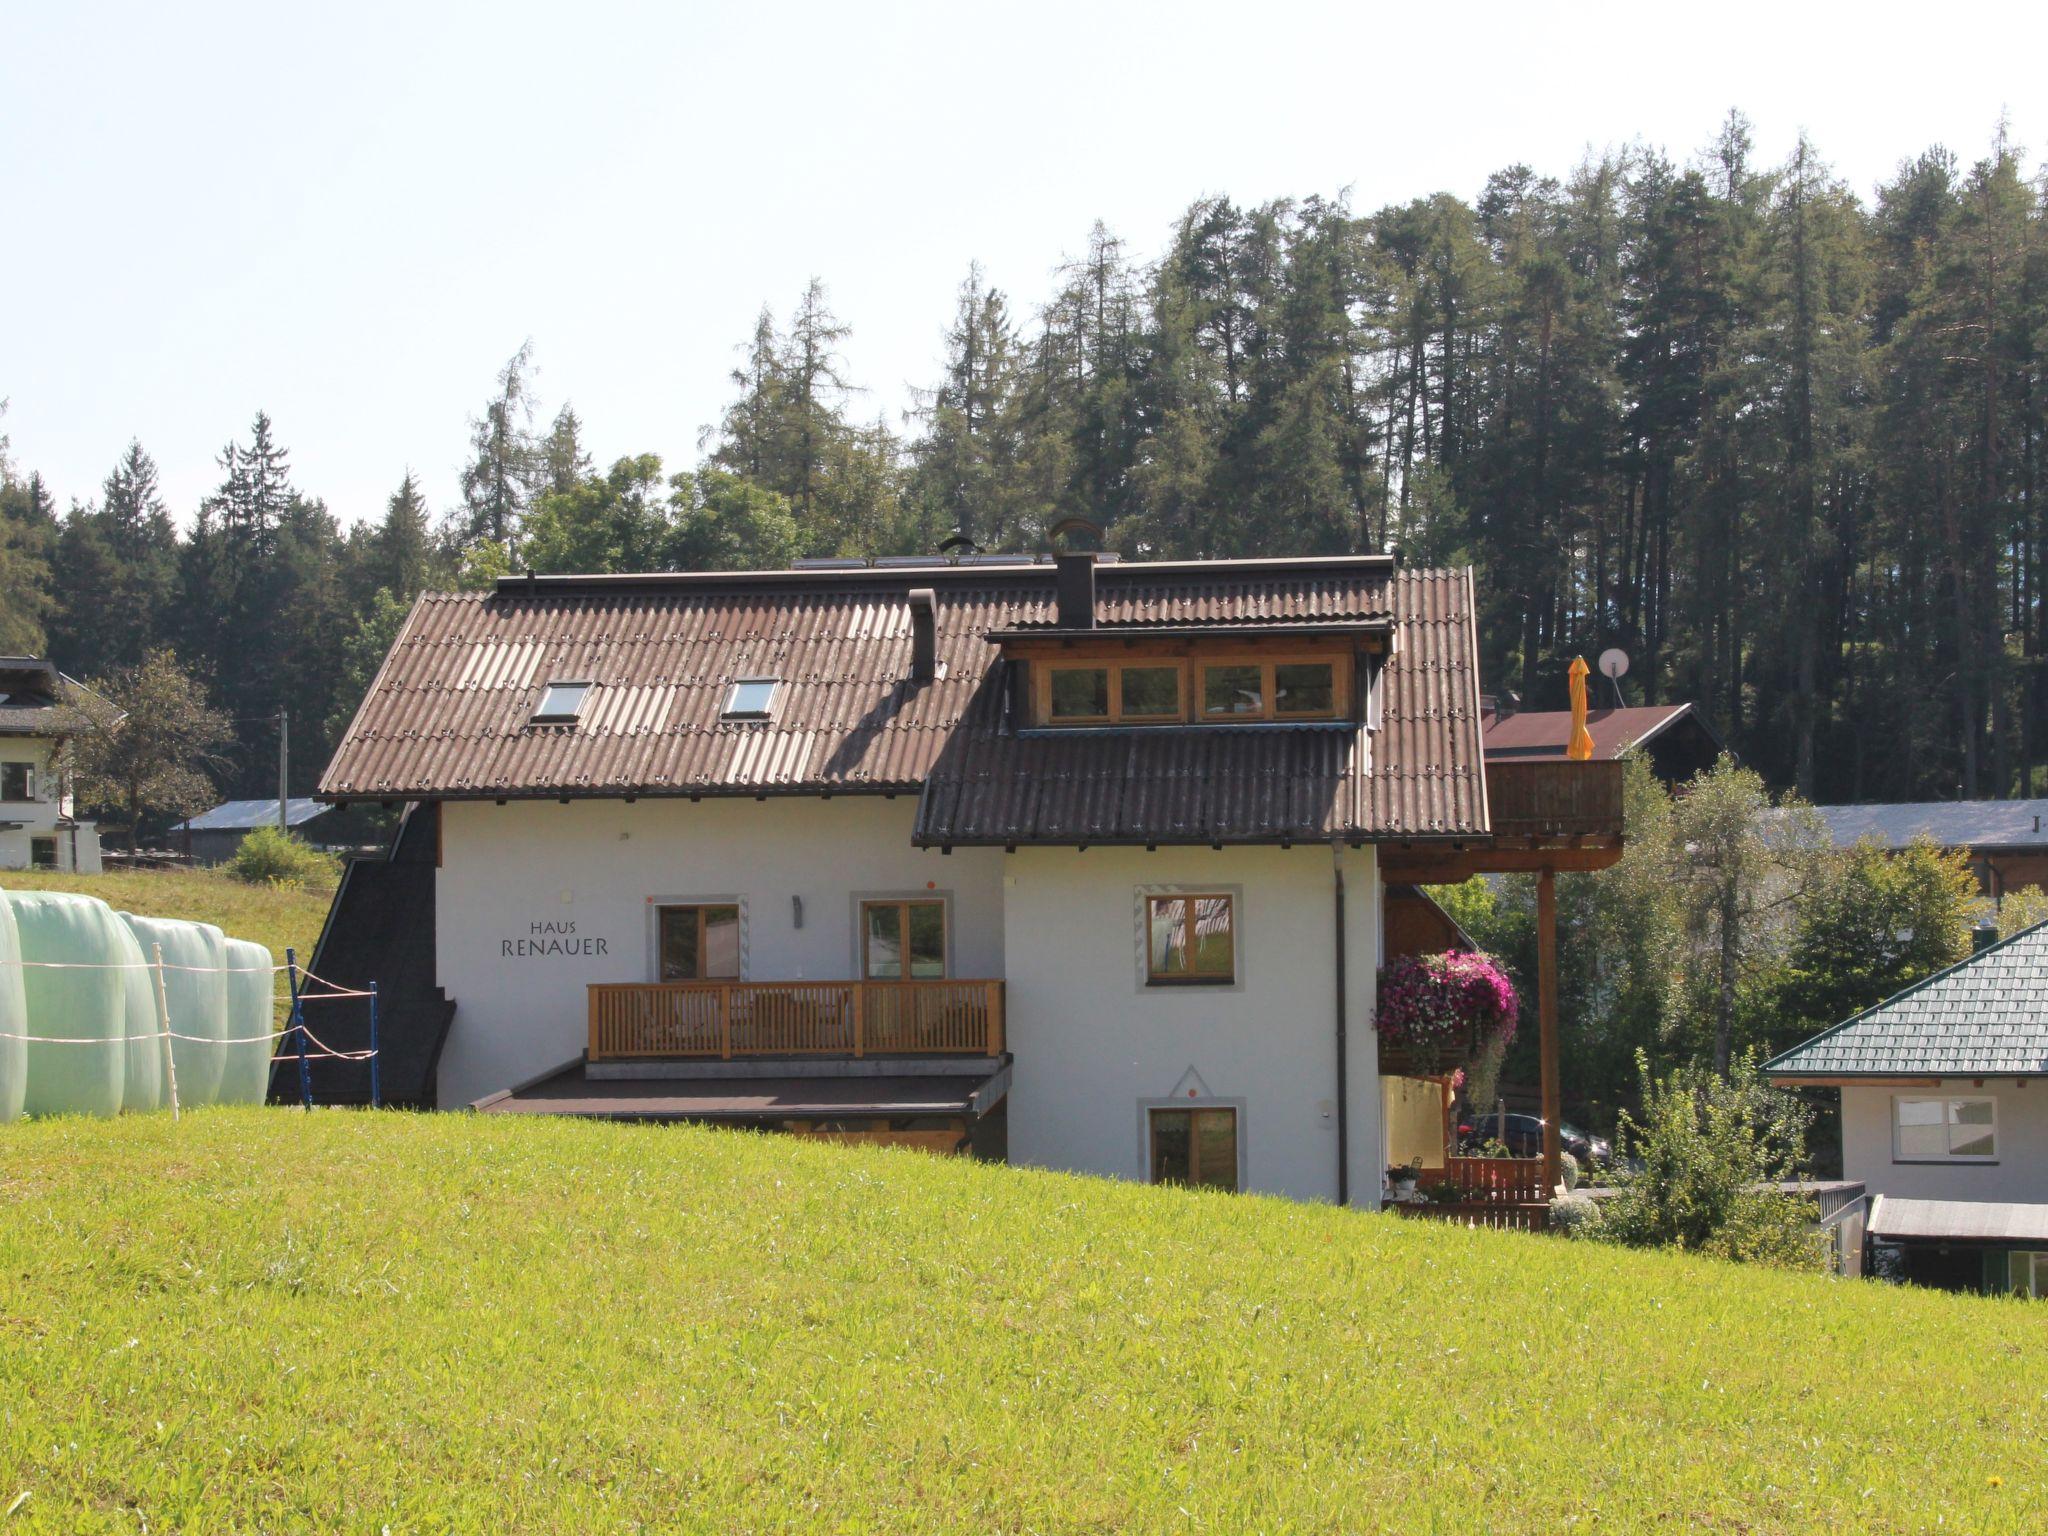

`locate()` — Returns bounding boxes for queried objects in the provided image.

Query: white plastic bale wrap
[121,914,228,1109]
[8,891,126,1118]
[110,918,165,1113]
[218,938,275,1106]
[0,884,24,1123]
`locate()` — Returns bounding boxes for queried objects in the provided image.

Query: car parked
[1457,1112,1611,1166]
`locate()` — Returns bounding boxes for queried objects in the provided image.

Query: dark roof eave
[316,781,925,806]
[988,620,1396,643]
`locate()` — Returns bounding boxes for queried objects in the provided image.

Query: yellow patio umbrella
[1566,657,1595,761]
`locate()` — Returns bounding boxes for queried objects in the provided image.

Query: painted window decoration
[1150,1107,1239,1191]
[1035,654,1347,727]
[721,678,780,721]
[1146,893,1235,985]
[862,899,946,980]
[532,680,591,725]
[0,762,30,801]
[1892,1096,1996,1161]
[658,903,741,981]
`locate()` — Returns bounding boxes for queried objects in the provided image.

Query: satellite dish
[1598,648,1630,681]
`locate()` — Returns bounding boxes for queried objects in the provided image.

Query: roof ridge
[1762,916,2048,1072]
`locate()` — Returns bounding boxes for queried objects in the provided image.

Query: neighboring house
[1480,699,1723,786]
[291,552,1624,1207]
[1765,923,2048,1295]
[1802,798,2048,901]
[174,798,332,866]
[0,657,108,875]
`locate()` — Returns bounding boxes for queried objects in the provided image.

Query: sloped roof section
[1764,921,2048,1079]
[319,556,1488,843]
[1804,797,2048,852]
[176,798,330,833]
[1481,702,1713,760]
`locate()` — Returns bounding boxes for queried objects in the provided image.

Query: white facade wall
[433,796,1005,1107]
[0,737,99,873]
[999,843,1381,1204]
[1841,1079,2048,1204]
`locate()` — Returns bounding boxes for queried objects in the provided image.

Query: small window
[659,904,741,980]
[1048,667,1111,722]
[1275,662,1337,717]
[862,899,946,980]
[1119,666,1181,719]
[2008,1251,2048,1299]
[1894,1096,1996,1161]
[722,678,779,720]
[1147,893,1235,984]
[1150,1107,1238,1191]
[29,836,57,871]
[1201,665,1264,718]
[532,680,591,724]
[0,763,30,801]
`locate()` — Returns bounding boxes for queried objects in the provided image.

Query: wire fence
[2,945,379,1114]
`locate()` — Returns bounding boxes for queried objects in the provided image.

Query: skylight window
[722,678,780,721]
[532,680,591,724]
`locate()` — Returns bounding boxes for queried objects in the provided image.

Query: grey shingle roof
[1764,921,2048,1079]
[175,798,330,832]
[1805,797,2048,851]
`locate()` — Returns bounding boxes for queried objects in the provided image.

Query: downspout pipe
[1333,844,1348,1208]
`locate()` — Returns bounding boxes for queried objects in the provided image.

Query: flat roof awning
[473,1061,1011,1122]
[1869,1195,2048,1246]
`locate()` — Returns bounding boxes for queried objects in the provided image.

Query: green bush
[224,825,340,888]
[1558,1148,1580,1191]
[1590,1050,1828,1271]
[1548,1193,1603,1236]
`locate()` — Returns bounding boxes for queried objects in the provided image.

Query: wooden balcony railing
[1484,758,1626,840]
[587,979,1005,1060]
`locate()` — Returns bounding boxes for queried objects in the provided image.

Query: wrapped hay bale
[217,938,276,1107]
[0,884,24,1123]
[110,917,165,1113]
[121,914,228,1109]
[9,891,127,1118]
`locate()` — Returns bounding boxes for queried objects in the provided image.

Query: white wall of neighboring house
[433,795,1006,1108]
[1000,842,1381,1204]
[1840,1079,2048,1204]
[0,737,100,874]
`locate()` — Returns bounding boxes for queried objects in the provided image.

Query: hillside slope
[0,1110,2042,1533]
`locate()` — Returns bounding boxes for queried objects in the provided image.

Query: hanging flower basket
[1374,950,1519,1074]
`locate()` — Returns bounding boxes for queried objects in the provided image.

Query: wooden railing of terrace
[1390,1155,1553,1232]
[587,979,1005,1060]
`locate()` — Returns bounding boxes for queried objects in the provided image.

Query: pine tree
[459,342,540,549]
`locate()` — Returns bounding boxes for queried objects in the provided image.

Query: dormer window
[721,678,780,721]
[532,680,591,725]
[1029,648,1350,728]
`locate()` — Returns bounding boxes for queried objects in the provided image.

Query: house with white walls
[0,657,107,875]
[301,551,1623,1207]
[1766,923,2048,1295]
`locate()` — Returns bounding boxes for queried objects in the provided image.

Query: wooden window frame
[1148,1106,1240,1191]
[860,897,949,981]
[1145,891,1236,986]
[656,902,742,981]
[1032,651,1348,727]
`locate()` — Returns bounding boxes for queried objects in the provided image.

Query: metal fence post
[287,946,311,1110]
[368,980,381,1109]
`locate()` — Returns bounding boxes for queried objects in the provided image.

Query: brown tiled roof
[319,557,1488,843]
[1480,702,1711,761]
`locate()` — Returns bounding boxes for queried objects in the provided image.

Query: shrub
[1558,1149,1580,1191]
[1590,1051,1826,1271]
[1548,1194,1603,1237]
[225,825,340,888]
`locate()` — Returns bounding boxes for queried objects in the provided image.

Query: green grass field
[1,1112,2042,1533]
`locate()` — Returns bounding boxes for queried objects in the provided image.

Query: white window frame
[721,678,780,721]
[1891,1094,1997,1163]
[532,680,592,725]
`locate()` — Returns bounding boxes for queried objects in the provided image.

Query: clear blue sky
[3,0,2041,525]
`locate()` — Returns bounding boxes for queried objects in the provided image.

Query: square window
[722,678,779,720]
[29,836,56,871]
[659,904,741,980]
[863,899,947,981]
[1894,1096,1995,1160]
[1275,662,1336,716]
[1147,893,1235,984]
[533,680,590,724]
[0,762,30,801]
[1048,667,1111,721]
[1150,1107,1238,1191]
[1201,665,1264,717]
[1119,666,1181,719]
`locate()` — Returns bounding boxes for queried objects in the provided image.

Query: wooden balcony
[587,979,1005,1061]
[1484,758,1626,841]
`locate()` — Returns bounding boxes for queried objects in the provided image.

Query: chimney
[1496,689,1520,721]
[1974,918,2001,953]
[907,588,937,681]
[1054,552,1096,629]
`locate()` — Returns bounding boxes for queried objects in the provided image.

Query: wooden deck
[588,979,1005,1060]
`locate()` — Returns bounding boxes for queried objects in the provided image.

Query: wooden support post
[1537,868,1561,1195]
[852,983,864,1059]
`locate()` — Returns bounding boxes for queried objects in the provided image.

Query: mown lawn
[1,1111,2043,1533]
